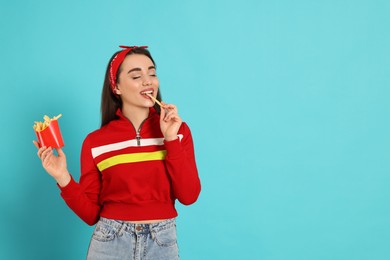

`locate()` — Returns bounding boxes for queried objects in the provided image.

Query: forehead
[121,54,154,70]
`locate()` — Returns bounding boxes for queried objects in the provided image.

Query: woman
[34,45,201,259]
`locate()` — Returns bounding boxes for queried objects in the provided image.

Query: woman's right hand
[33,141,71,187]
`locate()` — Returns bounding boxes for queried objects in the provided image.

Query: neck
[121,105,150,130]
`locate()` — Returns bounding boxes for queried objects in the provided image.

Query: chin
[143,101,155,108]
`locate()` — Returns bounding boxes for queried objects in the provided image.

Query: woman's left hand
[160,102,182,141]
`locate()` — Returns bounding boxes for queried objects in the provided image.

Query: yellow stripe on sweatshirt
[97,150,167,171]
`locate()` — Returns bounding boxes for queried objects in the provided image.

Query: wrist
[164,135,178,142]
[55,172,71,187]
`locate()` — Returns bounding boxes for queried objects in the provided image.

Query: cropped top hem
[100,201,178,221]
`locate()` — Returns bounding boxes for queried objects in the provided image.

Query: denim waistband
[98,217,176,235]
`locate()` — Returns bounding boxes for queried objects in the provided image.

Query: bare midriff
[125,219,169,224]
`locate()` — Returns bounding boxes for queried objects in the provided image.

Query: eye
[149,69,157,77]
[131,76,141,80]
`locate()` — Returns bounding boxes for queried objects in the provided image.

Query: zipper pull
[136,132,141,146]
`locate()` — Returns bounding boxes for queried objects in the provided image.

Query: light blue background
[1,0,389,259]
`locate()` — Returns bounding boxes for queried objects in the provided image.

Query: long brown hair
[100,48,162,127]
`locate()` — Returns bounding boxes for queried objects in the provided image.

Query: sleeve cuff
[164,138,183,159]
[57,175,77,193]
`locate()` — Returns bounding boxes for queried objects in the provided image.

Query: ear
[114,85,121,95]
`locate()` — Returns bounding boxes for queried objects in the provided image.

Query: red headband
[109,45,148,91]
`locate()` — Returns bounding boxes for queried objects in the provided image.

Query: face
[115,54,159,110]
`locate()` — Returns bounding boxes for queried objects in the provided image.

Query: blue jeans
[87,217,180,260]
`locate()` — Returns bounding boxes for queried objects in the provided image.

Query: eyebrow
[127,66,156,74]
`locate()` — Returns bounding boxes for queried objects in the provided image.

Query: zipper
[127,117,149,146]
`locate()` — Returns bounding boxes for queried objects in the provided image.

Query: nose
[142,75,152,86]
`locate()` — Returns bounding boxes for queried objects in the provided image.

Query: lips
[140,88,154,95]
[140,88,155,101]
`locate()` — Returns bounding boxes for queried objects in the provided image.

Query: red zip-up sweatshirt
[58,108,201,226]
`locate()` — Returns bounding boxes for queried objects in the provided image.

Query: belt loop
[149,224,156,240]
[118,221,127,237]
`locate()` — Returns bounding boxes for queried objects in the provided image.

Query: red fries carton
[33,114,64,148]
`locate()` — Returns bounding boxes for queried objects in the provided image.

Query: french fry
[33,114,62,132]
[145,93,164,108]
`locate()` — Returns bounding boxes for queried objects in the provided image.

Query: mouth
[140,89,154,95]
[140,89,155,101]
